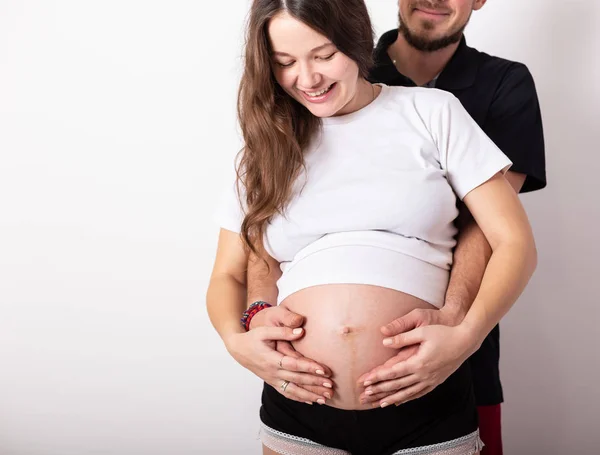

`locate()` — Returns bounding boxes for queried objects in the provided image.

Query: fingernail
[323,382,332,388]
[292,328,303,335]
[383,338,393,346]
[317,398,325,405]
[316,369,325,375]
[380,402,389,408]
[363,381,372,387]
[305,401,313,405]
[324,392,332,399]
[365,389,373,396]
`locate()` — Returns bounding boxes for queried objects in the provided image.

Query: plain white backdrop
[0,1,598,454]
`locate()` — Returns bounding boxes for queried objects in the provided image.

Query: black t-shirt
[369,30,547,405]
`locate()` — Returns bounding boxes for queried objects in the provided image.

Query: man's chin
[400,26,464,52]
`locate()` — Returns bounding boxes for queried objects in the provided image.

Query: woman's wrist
[457,311,490,353]
[221,319,246,349]
[447,324,481,360]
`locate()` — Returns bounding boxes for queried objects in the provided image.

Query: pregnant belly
[281,284,437,410]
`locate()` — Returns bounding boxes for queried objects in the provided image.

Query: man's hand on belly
[244,306,336,404]
[357,313,479,407]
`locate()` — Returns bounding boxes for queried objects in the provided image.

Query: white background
[0,1,598,454]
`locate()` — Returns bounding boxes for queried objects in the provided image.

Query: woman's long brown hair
[237,0,374,255]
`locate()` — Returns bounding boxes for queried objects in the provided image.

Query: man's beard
[398,5,469,52]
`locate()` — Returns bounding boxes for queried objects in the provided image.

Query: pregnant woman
[206,0,537,454]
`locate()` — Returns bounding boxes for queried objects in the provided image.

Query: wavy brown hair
[237,0,374,255]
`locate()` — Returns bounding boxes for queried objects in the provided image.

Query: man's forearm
[443,216,492,321]
[246,251,281,306]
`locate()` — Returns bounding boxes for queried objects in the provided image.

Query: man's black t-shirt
[369,29,546,406]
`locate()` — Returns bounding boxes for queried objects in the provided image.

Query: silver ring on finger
[280,380,290,393]
[278,357,284,368]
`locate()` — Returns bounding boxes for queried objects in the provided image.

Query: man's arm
[246,251,280,309]
[245,249,306,331]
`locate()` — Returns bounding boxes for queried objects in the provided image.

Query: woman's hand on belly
[240,306,335,403]
[358,323,478,407]
[358,306,460,403]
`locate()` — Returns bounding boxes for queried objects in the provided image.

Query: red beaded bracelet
[240,301,272,331]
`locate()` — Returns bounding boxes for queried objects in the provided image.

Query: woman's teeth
[306,85,332,97]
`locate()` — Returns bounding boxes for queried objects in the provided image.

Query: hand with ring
[225,320,334,405]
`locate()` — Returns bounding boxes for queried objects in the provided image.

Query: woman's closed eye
[275,60,295,68]
[317,51,337,61]
[274,52,337,68]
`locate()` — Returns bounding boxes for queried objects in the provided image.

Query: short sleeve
[483,63,546,193]
[212,162,246,234]
[434,93,513,200]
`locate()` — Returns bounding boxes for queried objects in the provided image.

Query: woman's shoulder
[381,84,456,106]
[377,85,462,126]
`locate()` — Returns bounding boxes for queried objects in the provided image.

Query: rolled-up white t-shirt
[215,85,512,308]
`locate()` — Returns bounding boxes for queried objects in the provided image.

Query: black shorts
[259,362,481,455]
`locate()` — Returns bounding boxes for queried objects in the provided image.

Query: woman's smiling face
[268,12,363,118]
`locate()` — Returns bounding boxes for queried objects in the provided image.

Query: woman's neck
[335,78,380,117]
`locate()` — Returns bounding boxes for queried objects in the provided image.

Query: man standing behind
[361,1,546,453]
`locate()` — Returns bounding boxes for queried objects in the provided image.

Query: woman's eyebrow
[272,42,334,57]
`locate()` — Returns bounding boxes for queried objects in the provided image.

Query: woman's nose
[297,63,322,90]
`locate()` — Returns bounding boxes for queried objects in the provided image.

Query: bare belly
[281,284,436,410]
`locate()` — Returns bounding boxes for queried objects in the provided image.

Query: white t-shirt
[215,85,512,308]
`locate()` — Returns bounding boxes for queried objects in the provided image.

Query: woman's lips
[299,83,337,104]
